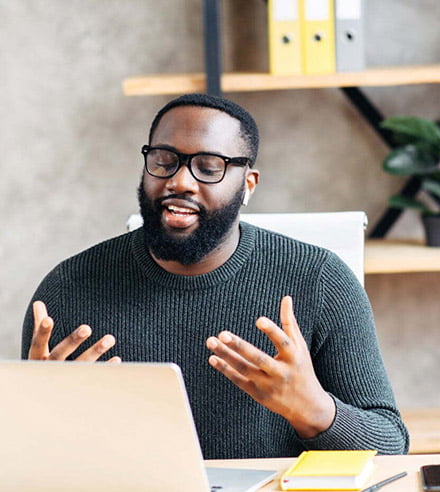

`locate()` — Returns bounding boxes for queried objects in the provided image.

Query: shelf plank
[123,64,440,95]
[365,239,440,274]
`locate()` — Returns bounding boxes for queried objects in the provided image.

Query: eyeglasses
[141,145,251,184]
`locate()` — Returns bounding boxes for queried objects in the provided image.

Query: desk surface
[206,454,440,491]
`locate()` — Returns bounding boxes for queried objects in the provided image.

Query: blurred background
[1,0,439,409]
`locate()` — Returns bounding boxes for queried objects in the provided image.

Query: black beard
[137,181,244,265]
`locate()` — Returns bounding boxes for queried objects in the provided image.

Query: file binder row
[268,0,365,75]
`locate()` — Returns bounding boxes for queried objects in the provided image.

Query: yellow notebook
[280,450,377,491]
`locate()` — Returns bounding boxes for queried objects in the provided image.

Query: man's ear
[242,169,260,206]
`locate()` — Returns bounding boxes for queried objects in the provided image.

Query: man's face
[138,105,253,265]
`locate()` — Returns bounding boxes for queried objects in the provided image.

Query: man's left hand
[206,296,336,439]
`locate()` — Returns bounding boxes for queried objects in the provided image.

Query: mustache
[155,194,207,215]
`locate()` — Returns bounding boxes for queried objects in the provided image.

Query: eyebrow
[150,143,237,158]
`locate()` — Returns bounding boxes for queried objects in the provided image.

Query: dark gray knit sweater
[22,222,409,459]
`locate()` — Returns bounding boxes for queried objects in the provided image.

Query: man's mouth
[166,204,198,217]
[160,199,200,230]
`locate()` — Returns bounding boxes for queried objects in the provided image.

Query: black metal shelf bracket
[203,0,222,96]
[340,87,422,238]
[369,177,422,238]
[340,87,392,146]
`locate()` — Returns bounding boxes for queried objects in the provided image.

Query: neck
[151,223,240,276]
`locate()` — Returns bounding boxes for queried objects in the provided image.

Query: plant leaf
[422,178,440,199]
[383,143,439,175]
[381,116,440,145]
[388,194,432,213]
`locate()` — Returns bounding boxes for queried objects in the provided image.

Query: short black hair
[148,93,259,166]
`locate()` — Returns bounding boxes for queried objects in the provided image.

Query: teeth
[167,205,196,215]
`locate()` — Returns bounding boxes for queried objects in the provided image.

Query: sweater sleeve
[297,252,409,454]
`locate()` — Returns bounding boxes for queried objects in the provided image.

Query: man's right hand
[28,300,121,363]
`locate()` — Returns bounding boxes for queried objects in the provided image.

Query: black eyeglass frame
[141,145,251,184]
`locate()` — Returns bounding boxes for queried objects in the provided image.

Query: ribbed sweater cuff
[297,395,362,450]
[296,395,408,454]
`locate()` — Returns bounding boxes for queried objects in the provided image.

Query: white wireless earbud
[242,188,250,206]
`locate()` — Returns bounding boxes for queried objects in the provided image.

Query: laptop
[0,361,277,492]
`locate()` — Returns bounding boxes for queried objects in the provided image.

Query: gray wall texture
[1,0,439,408]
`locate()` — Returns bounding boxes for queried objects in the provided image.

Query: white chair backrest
[126,211,367,285]
[241,212,367,285]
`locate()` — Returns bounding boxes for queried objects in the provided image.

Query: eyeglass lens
[146,149,226,183]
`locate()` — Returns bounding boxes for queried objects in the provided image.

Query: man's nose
[165,163,199,194]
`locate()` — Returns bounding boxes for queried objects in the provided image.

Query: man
[22,93,409,459]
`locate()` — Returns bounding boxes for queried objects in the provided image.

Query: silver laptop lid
[0,361,210,492]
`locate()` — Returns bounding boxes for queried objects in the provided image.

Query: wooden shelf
[365,239,440,274]
[123,64,440,96]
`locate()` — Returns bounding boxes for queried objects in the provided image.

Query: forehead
[151,106,247,156]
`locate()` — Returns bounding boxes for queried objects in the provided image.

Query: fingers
[207,296,304,380]
[208,353,260,398]
[206,336,262,397]
[75,335,117,362]
[33,300,48,328]
[280,295,297,339]
[279,295,303,342]
[29,301,118,362]
[107,356,122,364]
[29,301,54,359]
[207,295,300,377]
[48,330,117,362]
[46,324,92,360]
[206,332,290,408]
[207,331,275,376]
[256,296,304,355]
[255,315,294,358]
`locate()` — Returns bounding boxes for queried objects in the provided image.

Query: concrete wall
[1,0,439,408]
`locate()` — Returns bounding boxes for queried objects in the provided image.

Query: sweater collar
[131,221,256,290]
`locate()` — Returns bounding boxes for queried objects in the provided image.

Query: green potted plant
[381,116,440,246]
